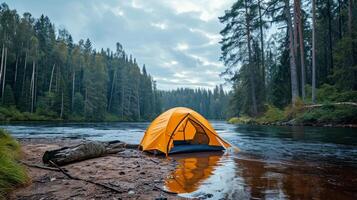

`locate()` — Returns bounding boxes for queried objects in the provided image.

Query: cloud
[8,0,234,90]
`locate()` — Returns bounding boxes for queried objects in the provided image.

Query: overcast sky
[8,0,234,90]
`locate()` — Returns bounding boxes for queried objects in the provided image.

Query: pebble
[128,190,135,195]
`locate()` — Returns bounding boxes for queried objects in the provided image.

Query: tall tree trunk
[0,44,4,87]
[31,60,35,113]
[285,0,299,104]
[245,0,258,115]
[338,0,343,39]
[2,48,8,101]
[72,70,75,111]
[258,0,266,90]
[327,0,334,70]
[137,90,140,120]
[60,90,64,119]
[84,87,87,115]
[49,64,55,93]
[348,0,353,37]
[312,0,317,103]
[14,54,19,87]
[108,69,116,111]
[121,78,125,118]
[21,51,28,95]
[296,0,306,101]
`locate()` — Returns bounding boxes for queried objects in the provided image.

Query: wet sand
[11,138,183,200]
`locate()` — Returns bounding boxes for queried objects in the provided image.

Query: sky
[8,0,234,90]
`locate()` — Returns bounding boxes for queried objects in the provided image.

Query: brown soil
[10,138,183,200]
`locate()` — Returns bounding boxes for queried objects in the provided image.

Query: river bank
[228,102,357,128]
[10,138,182,200]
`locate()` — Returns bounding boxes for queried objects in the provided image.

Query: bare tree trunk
[293,0,299,62]
[2,48,7,101]
[0,44,4,88]
[121,79,125,118]
[31,60,35,113]
[49,64,55,93]
[296,0,306,101]
[84,87,87,115]
[312,0,317,103]
[327,0,334,70]
[137,88,140,120]
[14,54,19,87]
[108,69,116,111]
[21,51,28,95]
[245,0,258,115]
[60,90,64,119]
[285,0,299,104]
[348,0,353,37]
[72,70,75,111]
[338,0,343,39]
[258,0,265,89]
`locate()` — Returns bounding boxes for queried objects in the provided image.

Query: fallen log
[304,102,357,108]
[43,141,139,166]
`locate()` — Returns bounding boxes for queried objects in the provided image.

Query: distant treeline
[160,85,230,120]
[0,3,161,121]
[0,3,231,121]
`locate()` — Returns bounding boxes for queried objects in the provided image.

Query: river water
[1,121,357,199]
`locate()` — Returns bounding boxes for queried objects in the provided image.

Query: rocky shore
[11,138,183,200]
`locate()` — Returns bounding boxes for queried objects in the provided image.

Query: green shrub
[316,84,357,103]
[283,98,305,120]
[296,104,357,124]
[228,116,253,124]
[0,129,29,198]
[257,105,285,123]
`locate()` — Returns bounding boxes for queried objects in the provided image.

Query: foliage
[257,105,285,123]
[0,4,161,122]
[160,85,230,119]
[220,0,357,120]
[2,85,15,106]
[296,104,357,124]
[0,129,29,198]
[0,106,51,121]
[283,98,305,120]
[317,84,357,103]
[227,116,253,124]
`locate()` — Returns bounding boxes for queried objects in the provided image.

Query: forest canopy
[220,0,357,117]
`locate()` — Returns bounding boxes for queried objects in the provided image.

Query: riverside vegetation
[228,85,357,126]
[220,0,357,125]
[0,129,29,199]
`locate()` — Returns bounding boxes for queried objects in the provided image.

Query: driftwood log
[43,140,139,166]
[304,102,357,108]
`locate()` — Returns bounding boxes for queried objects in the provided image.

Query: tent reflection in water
[139,107,232,155]
[164,152,223,193]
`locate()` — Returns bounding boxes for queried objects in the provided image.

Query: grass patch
[228,116,253,124]
[0,129,29,198]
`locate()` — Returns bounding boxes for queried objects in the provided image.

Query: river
[1,121,357,199]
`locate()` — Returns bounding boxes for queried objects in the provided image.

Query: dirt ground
[11,138,184,200]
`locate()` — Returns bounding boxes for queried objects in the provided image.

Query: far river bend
[1,121,357,199]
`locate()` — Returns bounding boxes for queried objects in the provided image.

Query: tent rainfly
[139,107,232,155]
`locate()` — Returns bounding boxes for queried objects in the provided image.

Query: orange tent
[139,107,231,155]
